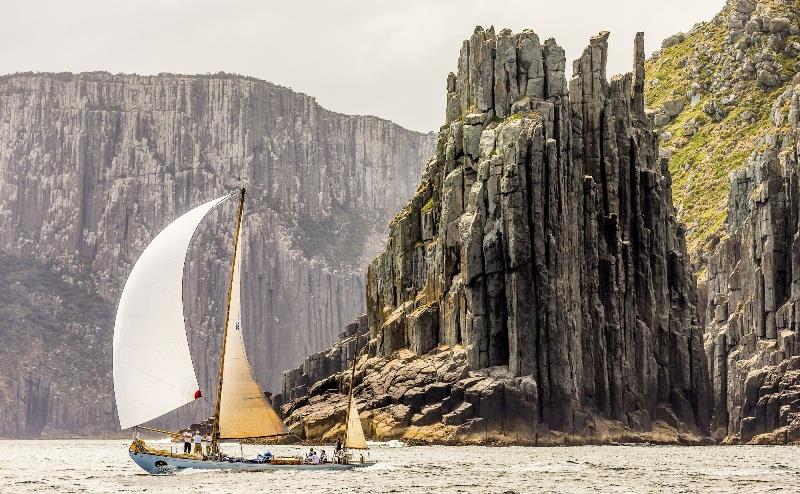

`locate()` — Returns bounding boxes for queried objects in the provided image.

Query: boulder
[442,402,475,426]
[411,403,444,426]
[769,17,791,34]
[757,69,780,87]
[401,389,426,410]
[662,32,685,49]
[663,98,685,117]
[735,0,755,15]
[424,382,451,404]
[654,112,671,127]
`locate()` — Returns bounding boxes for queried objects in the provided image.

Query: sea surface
[1,439,799,493]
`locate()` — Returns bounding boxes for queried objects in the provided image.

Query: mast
[343,345,367,450]
[344,348,358,440]
[210,187,246,456]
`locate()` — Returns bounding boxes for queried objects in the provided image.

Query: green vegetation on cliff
[645,0,799,256]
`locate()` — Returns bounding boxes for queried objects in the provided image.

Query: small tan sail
[217,213,287,439]
[344,398,368,449]
[343,346,368,450]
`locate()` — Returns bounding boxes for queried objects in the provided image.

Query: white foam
[364,463,398,471]
[175,468,200,475]
[367,440,406,448]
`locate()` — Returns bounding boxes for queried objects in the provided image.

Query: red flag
[194,389,202,400]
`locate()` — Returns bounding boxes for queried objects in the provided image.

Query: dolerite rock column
[367,28,710,435]
[704,81,800,442]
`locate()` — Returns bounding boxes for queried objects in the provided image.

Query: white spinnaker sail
[345,399,367,449]
[218,222,288,438]
[113,194,231,429]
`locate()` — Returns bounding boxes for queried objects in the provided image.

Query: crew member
[182,429,192,454]
[335,437,343,462]
[193,430,203,454]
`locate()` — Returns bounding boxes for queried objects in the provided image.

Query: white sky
[1,0,725,132]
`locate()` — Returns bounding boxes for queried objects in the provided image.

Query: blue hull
[129,450,372,474]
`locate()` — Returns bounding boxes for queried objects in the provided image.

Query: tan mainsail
[344,398,367,449]
[216,191,288,439]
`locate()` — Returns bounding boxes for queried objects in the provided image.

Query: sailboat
[342,346,368,463]
[113,188,373,474]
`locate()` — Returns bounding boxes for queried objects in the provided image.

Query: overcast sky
[1,0,725,132]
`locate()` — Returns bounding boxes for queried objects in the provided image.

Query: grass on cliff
[645,14,791,255]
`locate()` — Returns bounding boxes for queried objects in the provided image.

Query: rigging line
[135,425,178,436]
[219,432,294,441]
[122,358,197,395]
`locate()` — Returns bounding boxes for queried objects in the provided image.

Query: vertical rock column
[367,28,710,434]
[704,83,800,440]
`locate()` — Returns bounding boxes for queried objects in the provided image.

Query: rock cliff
[646,0,800,257]
[638,0,800,445]
[704,77,800,443]
[276,28,711,444]
[0,72,434,437]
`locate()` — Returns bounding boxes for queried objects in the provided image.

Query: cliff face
[646,0,800,257]
[652,0,800,445]
[704,78,800,443]
[0,72,434,437]
[277,28,711,444]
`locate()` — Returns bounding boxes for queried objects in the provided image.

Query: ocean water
[1,439,799,493]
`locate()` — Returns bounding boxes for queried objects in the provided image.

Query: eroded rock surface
[647,0,800,256]
[277,28,711,444]
[704,78,800,443]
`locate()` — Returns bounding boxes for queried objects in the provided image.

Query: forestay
[113,194,231,429]
[217,223,288,439]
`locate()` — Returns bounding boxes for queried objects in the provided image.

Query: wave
[364,463,398,471]
[367,440,406,448]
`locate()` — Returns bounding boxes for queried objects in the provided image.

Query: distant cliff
[276,28,711,445]
[0,72,434,437]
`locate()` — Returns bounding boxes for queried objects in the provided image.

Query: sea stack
[277,28,712,445]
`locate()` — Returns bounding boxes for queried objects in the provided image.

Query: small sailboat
[113,188,373,474]
[342,347,369,458]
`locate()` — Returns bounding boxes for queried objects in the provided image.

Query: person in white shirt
[182,430,192,454]
[311,451,321,464]
[193,431,203,455]
[202,434,212,455]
